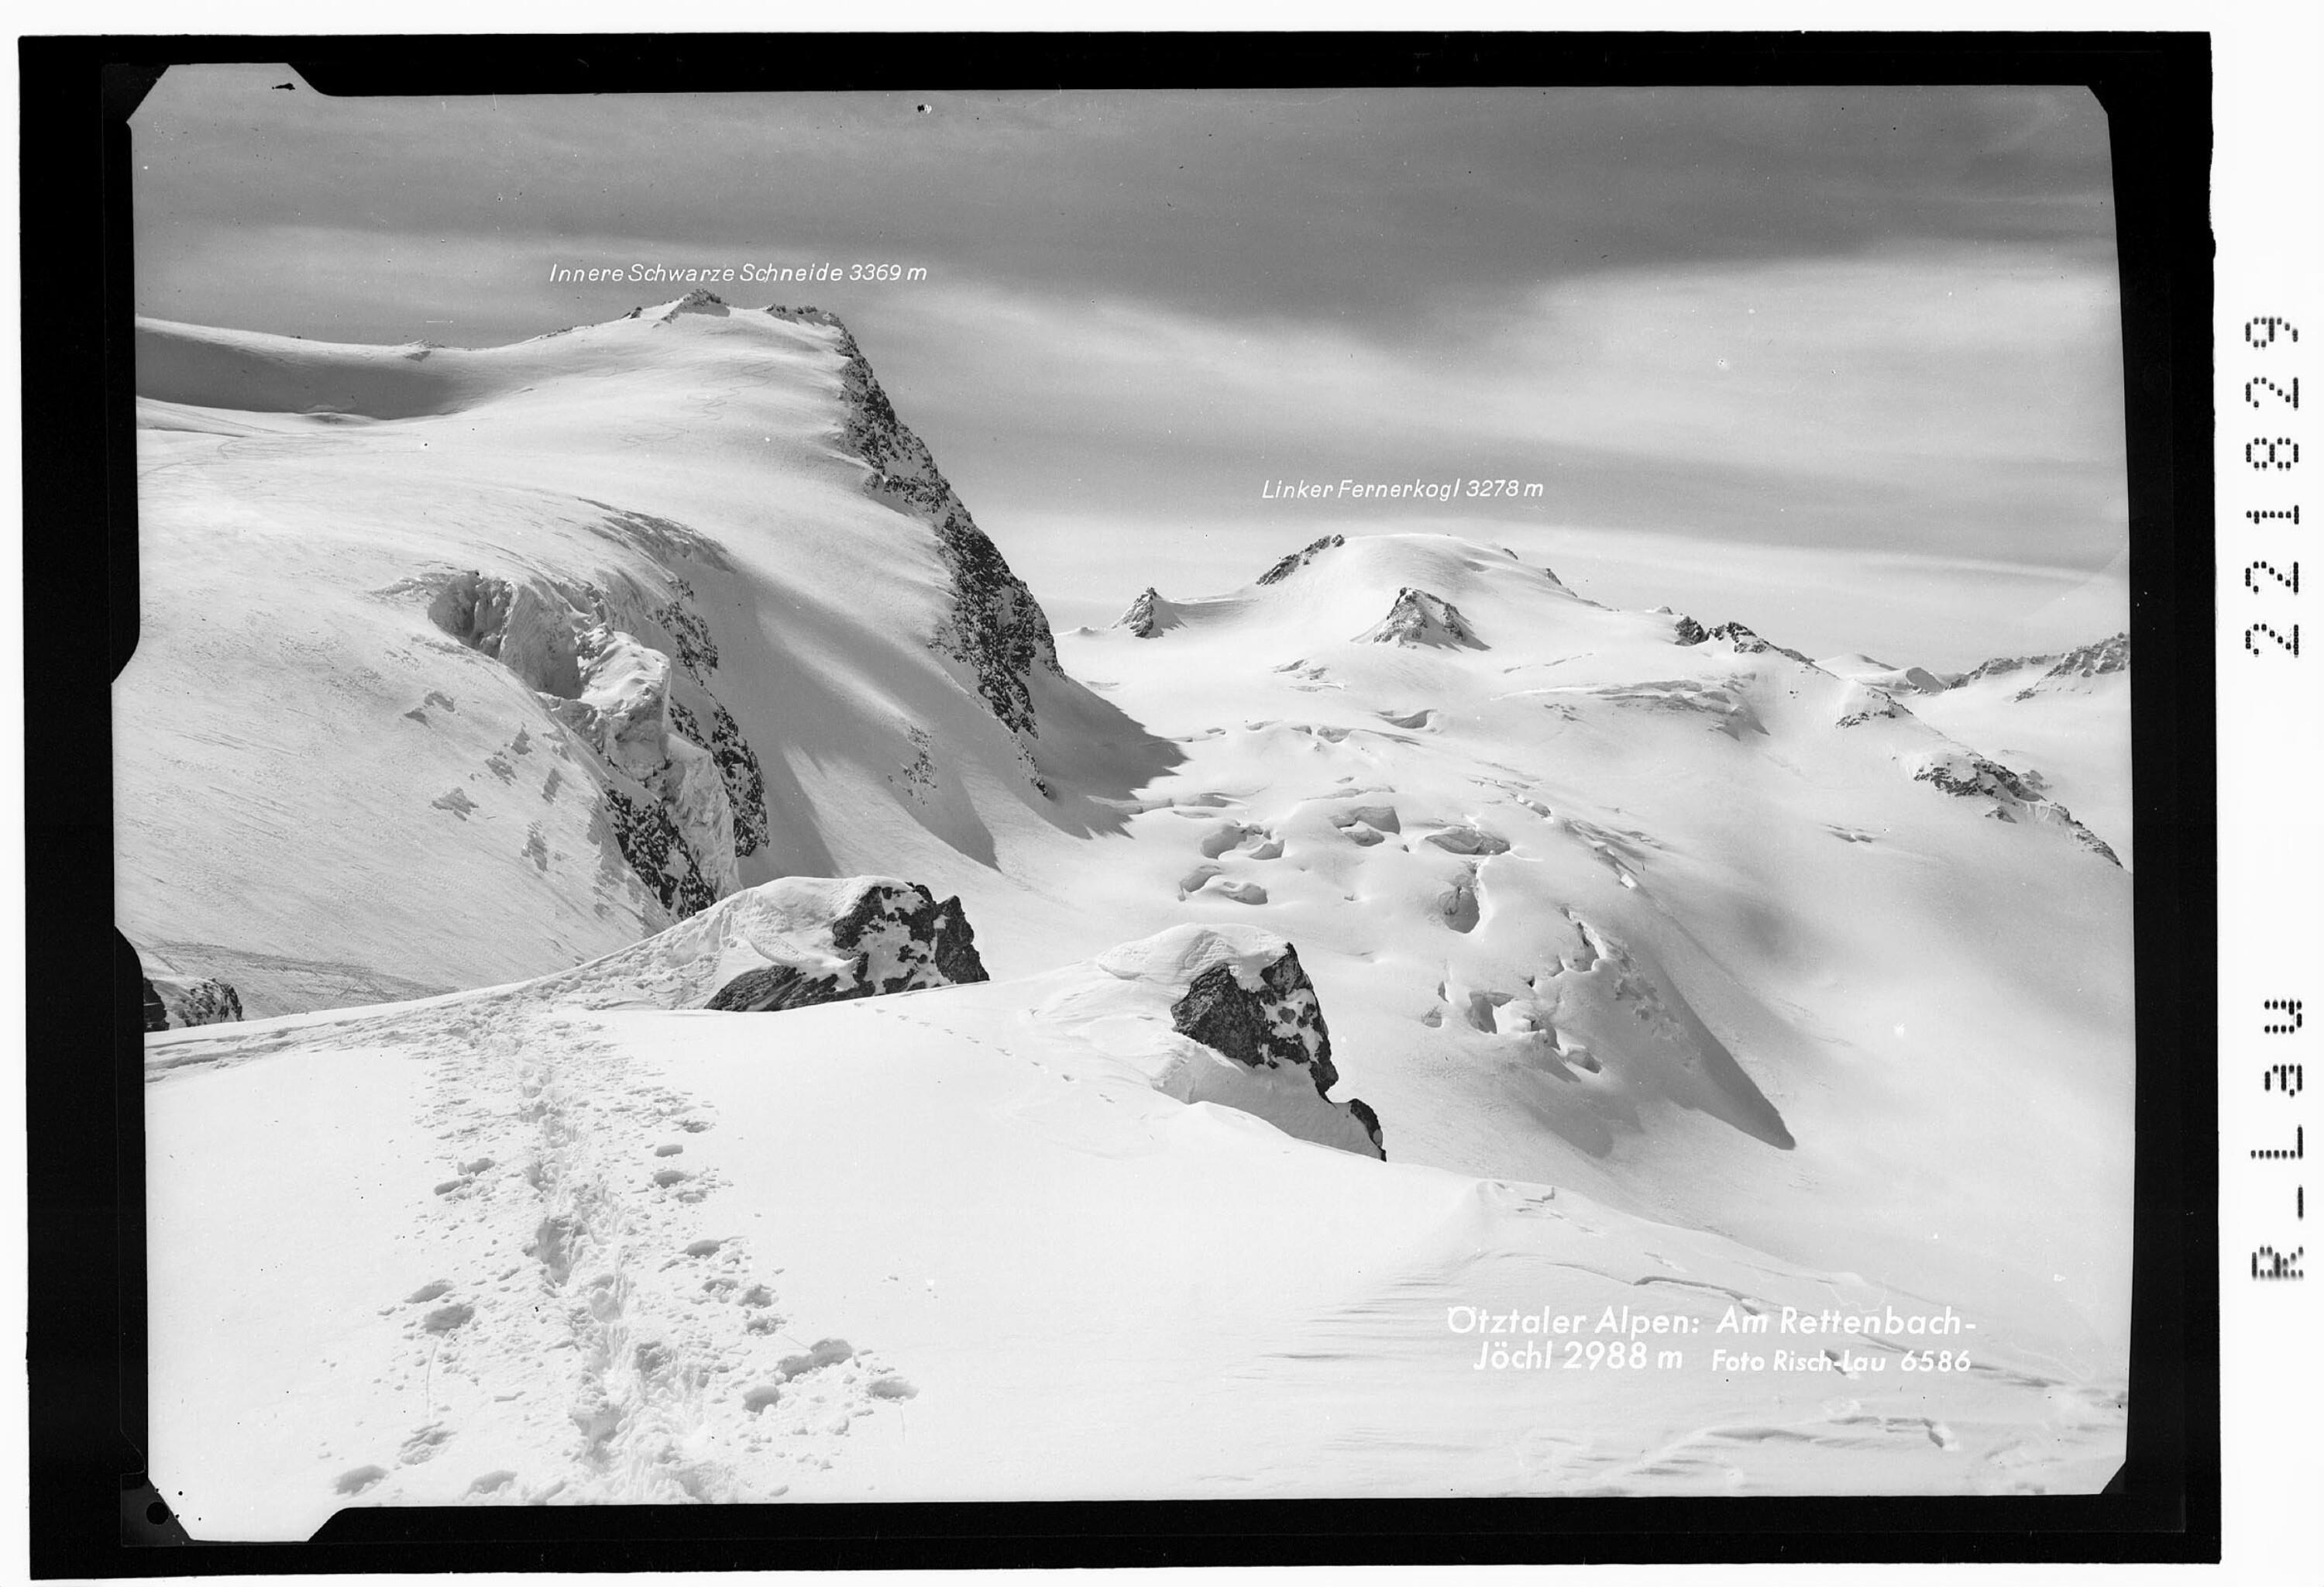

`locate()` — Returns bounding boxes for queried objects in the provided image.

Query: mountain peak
[1357,586,1485,649]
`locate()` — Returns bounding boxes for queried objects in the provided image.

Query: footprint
[741,1385,783,1414]
[652,1168,689,1188]
[1331,804,1401,834]
[1198,822,1257,859]
[405,1280,452,1304]
[1212,880,1267,905]
[421,1303,474,1334]
[431,790,478,820]
[1425,825,1510,855]
[398,1424,452,1465]
[777,1338,854,1379]
[1439,873,1480,933]
[654,1143,685,1157]
[466,1469,517,1496]
[867,1375,917,1400]
[335,1465,388,1496]
[684,1238,725,1257]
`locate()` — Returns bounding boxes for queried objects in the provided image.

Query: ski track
[277,1000,913,1509]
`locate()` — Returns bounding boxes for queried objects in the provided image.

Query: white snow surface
[132,301,2134,1533]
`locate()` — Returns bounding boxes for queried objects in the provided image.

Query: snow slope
[146,930,2121,1537]
[122,295,1172,1014]
[129,304,2135,1530]
[1909,635,2133,869]
[1045,535,2134,1375]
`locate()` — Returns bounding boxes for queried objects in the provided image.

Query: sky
[132,68,2128,668]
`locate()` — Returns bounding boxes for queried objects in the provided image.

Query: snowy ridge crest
[1256,533,1345,586]
[524,875,989,1011]
[770,305,1063,745]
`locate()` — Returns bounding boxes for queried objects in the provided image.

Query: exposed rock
[1346,1096,1387,1158]
[772,305,1061,745]
[656,287,731,322]
[669,700,769,859]
[1911,749,2121,865]
[144,973,245,1030]
[1956,633,2126,690]
[1170,942,1341,1096]
[604,788,722,918]
[1116,587,1164,638]
[425,564,755,907]
[1257,533,1345,586]
[1673,614,1708,645]
[1698,621,1815,666]
[706,880,988,1010]
[2010,632,2130,701]
[652,599,719,682]
[517,876,986,1012]
[1357,587,1485,649]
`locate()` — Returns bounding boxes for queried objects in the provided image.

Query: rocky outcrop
[772,305,1062,745]
[1257,533,1345,586]
[143,973,245,1031]
[1162,939,1386,1158]
[603,787,723,918]
[423,556,773,914]
[1116,587,1164,638]
[669,700,768,860]
[1681,619,1815,666]
[522,876,988,1012]
[2009,632,2129,701]
[704,880,988,1010]
[1357,587,1484,649]
[1911,749,2121,865]
[1053,926,1386,1160]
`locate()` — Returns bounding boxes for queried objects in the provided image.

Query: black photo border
[22,28,2219,1574]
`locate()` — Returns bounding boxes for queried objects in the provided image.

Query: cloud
[129,71,2126,656]
[858,249,2124,573]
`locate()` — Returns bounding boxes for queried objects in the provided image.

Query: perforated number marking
[2247,376,2301,410]
[2245,622,2302,656]
[2247,560,2302,595]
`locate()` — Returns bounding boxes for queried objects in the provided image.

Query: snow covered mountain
[122,291,1171,1017]
[1868,632,2133,869]
[130,301,2134,1532]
